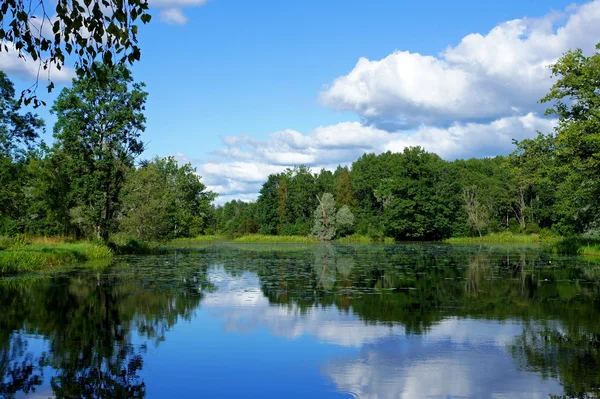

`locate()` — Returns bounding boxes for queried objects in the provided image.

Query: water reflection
[0,244,599,398]
[0,259,211,398]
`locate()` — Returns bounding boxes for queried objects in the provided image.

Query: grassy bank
[0,237,113,274]
[544,236,600,256]
[232,234,318,243]
[170,235,227,243]
[444,232,549,244]
[337,234,395,244]
[445,232,600,257]
[170,233,396,245]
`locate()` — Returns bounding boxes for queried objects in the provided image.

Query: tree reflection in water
[0,259,212,398]
[220,243,600,396]
[1,245,600,397]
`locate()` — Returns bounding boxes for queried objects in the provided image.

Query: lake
[1,243,599,398]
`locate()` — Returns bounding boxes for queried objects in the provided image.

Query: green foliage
[233,234,317,243]
[376,147,463,240]
[215,200,259,237]
[0,241,113,273]
[215,42,600,242]
[311,193,337,241]
[120,157,216,241]
[171,235,227,243]
[0,72,45,235]
[51,64,148,241]
[445,232,546,244]
[336,205,355,237]
[462,185,489,237]
[0,0,152,106]
[533,43,600,234]
[108,235,159,255]
[337,234,394,243]
[544,236,600,256]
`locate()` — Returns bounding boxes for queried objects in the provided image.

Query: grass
[544,236,600,256]
[168,233,398,245]
[337,234,395,243]
[444,232,548,244]
[581,244,600,257]
[170,235,227,243]
[0,239,113,274]
[444,231,600,258]
[233,234,318,243]
[108,236,163,255]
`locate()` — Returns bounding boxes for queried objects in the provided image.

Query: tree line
[0,65,215,242]
[214,44,600,241]
[2,43,599,242]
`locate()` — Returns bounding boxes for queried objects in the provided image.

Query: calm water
[2,243,600,398]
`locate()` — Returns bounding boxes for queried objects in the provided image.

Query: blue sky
[3,0,599,203]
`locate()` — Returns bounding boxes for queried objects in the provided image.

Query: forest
[2,44,600,244]
[215,44,600,241]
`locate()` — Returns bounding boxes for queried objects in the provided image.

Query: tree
[120,160,171,241]
[256,174,280,235]
[120,157,216,241]
[462,186,488,237]
[538,43,600,233]
[315,169,334,197]
[509,134,559,232]
[334,166,355,208]
[51,64,147,241]
[0,0,152,106]
[0,71,45,157]
[377,147,462,240]
[336,205,355,237]
[311,193,336,241]
[0,71,44,234]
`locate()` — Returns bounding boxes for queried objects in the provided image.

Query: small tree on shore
[311,193,336,240]
[463,186,488,237]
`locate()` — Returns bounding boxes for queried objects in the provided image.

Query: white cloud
[149,0,210,25]
[190,114,553,203]
[319,0,600,127]
[201,161,286,183]
[203,265,405,346]
[0,43,75,83]
[202,265,565,397]
[159,8,189,25]
[183,1,598,203]
[384,113,557,159]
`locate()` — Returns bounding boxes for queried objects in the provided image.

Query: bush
[525,222,541,234]
[109,235,156,255]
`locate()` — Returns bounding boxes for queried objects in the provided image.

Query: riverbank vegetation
[0,236,113,273]
[2,44,600,270]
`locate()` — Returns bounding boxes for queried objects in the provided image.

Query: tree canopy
[0,0,152,106]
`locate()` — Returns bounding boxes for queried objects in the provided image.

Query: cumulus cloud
[186,1,599,203]
[194,114,554,203]
[203,265,564,397]
[159,8,189,25]
[323,326,563,398]
[203,265,405,347]
[319,0,600,127]
[149,0,209,25]
[384,113,556,159]
[0,42,75,82]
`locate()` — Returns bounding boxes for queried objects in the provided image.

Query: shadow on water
[1,243,600,397]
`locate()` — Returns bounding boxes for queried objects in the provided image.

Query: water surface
[2,243,599,398]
